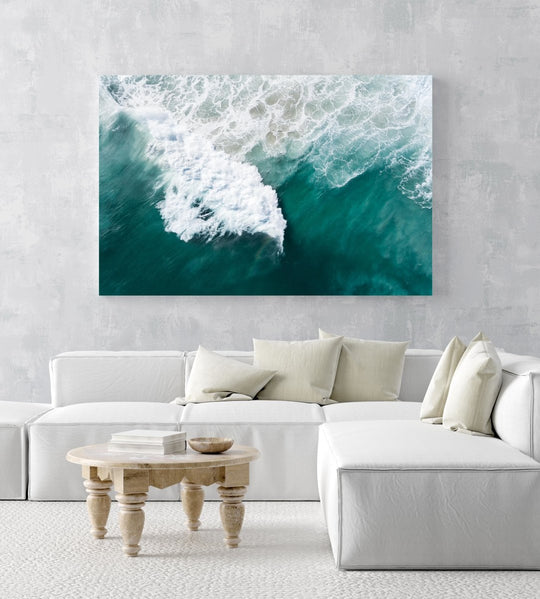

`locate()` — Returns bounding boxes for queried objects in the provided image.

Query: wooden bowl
[188,437,234,454]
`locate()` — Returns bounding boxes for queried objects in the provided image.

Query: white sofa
[2,346,539,569]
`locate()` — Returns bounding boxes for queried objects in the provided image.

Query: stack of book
[108,430,187,455]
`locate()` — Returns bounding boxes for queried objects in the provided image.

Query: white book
[107,440,187,455]
[108,438,187,450]
[110,430,186,445]
[109,437,187,448]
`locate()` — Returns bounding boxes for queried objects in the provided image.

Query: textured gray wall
[2,0,540,402]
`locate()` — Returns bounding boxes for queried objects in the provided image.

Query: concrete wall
[2,0,540,402]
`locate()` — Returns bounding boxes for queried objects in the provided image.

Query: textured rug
[0,501,538,599]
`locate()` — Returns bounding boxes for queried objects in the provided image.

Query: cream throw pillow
[180,345,276,404]
[420,336,467,423]
[319,329,408,402]
[253,337,343,404]
[442,333,502,436]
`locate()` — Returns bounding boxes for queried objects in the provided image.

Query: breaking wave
[100,74,431,255]
[100,83,286,251]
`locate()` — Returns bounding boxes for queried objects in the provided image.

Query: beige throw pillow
[442,333,502,436]
[181,345,276,404]
[319,329,408,402]
[253,337,343,404]
[420,336,467,423]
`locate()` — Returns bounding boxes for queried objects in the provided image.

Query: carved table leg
[181,482,204,531]
[116,492,147,557]
[83,478,112,539]
[218,485,246,548]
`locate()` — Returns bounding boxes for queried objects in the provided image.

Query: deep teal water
[99,77,432,295]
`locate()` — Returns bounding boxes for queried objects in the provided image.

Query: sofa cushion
[253,337,342,404]
[319,420,538,469]
[420,336,466,423]
[181,400,324,500]
[50,351,185,407]
[319,330,408,402]
[0,402,52,499]
[318,420,540,569]
[34,401,183,424]
[181,399,324,424]
[323,400,420,422]
[182,346,275,403]
[442,334,502,436]
[0,401,52,425]
[185,350,253,383]
[185,349,442,404]
[28,402,183,501]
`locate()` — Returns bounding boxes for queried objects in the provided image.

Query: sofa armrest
[492,352,540,462]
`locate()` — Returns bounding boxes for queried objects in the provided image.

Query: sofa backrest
[50,349,442,406]
[50,351,185,407]
[184,349,443,402]
[49,350,540,462]
[492,352,540,462]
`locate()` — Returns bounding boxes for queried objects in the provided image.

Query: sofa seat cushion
[34,401,183,424]
[318,420,540,569]
[0,401,52,499]
[180,400,324,501]
[323,401,420,422]
[321,420,539,469]
[0,401,53,424]
[181,399,324,424]
[28,402,183,500]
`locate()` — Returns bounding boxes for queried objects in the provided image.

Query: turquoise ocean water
[99,75,432,295]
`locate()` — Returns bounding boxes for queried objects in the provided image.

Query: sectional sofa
[2,347,540,569]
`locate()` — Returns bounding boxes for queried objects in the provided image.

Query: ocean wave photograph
[99,75,432,295]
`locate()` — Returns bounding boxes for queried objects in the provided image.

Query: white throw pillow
[180,345,276,404]
[442,333,502,436]
[319,329,408,402]
[253,337,343,404]
[420,336,467,423]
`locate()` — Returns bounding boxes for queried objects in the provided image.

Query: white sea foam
[101,85,286,250]
[101,74,432,246]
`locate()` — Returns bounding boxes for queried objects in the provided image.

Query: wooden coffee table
[66,443,260,557]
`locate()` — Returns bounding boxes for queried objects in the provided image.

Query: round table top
[66,443,260,470]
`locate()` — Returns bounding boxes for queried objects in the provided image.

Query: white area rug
[0,501,539,599]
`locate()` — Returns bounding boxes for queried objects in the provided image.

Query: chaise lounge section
[318,351,540,569]
[317,419,540,569]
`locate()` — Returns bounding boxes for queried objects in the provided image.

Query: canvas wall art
[99,75,432,295]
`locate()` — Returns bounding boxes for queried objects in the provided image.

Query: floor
[0,501,538,599]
